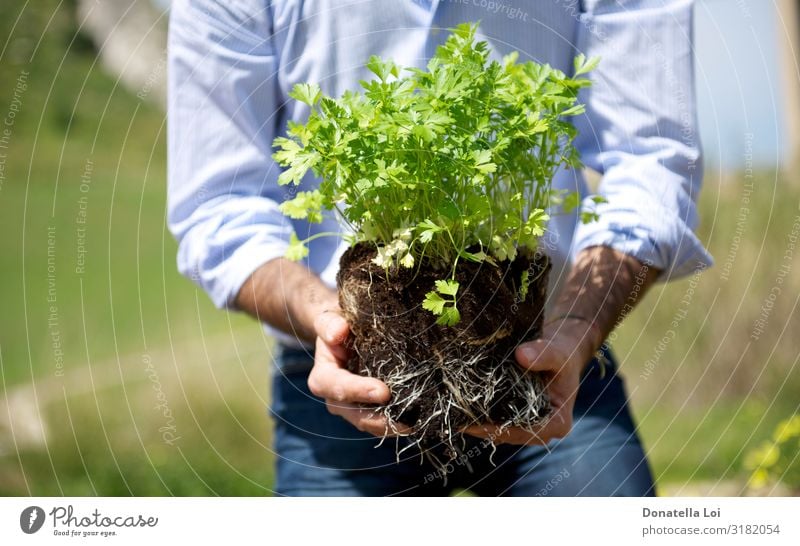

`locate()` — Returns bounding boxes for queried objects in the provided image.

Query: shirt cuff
[214,240,290,310]
[571,196,714,282]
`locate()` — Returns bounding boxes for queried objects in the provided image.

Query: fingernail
[326,326,336,341]
[327,324,342,342]
[520,346,538,365]
[368,388,383,402]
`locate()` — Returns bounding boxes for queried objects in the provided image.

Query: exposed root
[355,336,549,457]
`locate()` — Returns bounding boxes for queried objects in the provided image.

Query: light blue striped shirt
[167,0,713,344]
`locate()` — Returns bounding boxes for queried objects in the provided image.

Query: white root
[349,324,550,476]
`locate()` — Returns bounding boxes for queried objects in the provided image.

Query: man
[168,0,712,496]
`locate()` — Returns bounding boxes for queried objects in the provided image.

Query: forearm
[235,258,338,343]
[550,245,660,357]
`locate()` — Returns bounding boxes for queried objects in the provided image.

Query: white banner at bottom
[1,497,798,545]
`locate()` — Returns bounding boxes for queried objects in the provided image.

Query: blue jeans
[270,345,656,496]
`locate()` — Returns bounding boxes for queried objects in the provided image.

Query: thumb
[314,309,349,344]
[515,339,561,372]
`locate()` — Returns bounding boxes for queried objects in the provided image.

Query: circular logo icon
[20,506,45,534]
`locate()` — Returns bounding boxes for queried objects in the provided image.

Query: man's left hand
[463,317,599,445]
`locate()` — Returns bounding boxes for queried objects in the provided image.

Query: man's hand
[465,245,659,445]
[308,308,411,437]
[463,317,597,445]
[237,258,410,437]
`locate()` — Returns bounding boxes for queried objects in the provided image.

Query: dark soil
[337,243,552,459]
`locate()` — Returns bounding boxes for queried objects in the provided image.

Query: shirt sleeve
[572,0,713,281]
[167,0,292,308]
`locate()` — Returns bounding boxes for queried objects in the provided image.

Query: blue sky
[694,0,787,169]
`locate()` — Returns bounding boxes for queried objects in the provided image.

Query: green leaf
[473,149,492,165]
[366,55,399,82]
[473,149,497,173]
[561,104,586,117]
[424,279,461,325]
[458,249,490,264]
[276,150,319,186]
[277,167,301,186]
[279,191,324,223]
[425,112,454,127]
[434,279,459,297]
[581,210,600,224]
[289,83,322,106]
[518,270,530,301]
[412,124,436,142]
[355,178,372,193]
[437,305,461,326]
[530,118,549,133]
[417,219,442,243]
[285,233,308,261]
[491,235,517,262]
[422,291,446,315]
[573,195,605,224]
[562,191,581,214]
[573,54,600,77]
[272,137,301,166]
[287,120,312,145]
[523,209,549,238]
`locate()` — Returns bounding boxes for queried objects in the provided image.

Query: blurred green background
[1,0,798,496]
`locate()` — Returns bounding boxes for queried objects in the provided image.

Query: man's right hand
[308,308,410,437]
[236,258,408,437]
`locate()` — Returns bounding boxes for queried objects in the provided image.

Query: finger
[515,339,567,373]
[462,414,571,444]
[314,309,349,345]
[327,401,412,437]
[319,333,350,363]
[462,424,548,446]
[533,409,573,440]
[523,397,574,441]
[308,338,391,404]
[461,424,501,440]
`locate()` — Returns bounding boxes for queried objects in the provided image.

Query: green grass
[639,400,796,487]
[4,334,276,495]
[0,0,264,382]
[0,0,273,495]
[614,167,800,491]
[1,0,797,496]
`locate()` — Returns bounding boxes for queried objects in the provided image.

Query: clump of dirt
[337,243,552,463]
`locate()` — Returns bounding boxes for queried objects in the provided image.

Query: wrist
[299,281,339,336]
[543,314,603,366]
[240,257,339,342]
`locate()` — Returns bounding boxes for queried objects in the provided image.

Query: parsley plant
[274,23,599,324]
